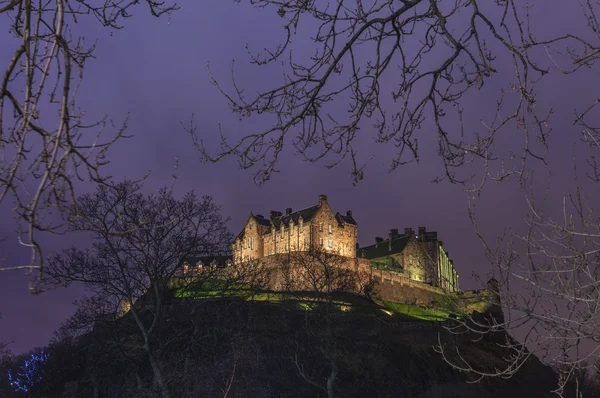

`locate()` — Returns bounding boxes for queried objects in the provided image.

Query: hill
[1,288,564,398]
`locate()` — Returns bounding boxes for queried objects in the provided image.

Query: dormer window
[281,225,285,238]
[290,221,294,236]
[272,230,275,241]
[299,220,303,232]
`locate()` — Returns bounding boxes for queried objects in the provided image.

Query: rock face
[43,298,558,398]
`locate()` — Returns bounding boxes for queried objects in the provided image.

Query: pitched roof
[336,212,357,226]
[267,205,320,233]
[235,200,357,240]
[358,235,411,259]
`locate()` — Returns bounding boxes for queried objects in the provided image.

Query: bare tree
[430,159,600,397]
[192,0,597,186]
[428,2,600,394]
[43,181,232,398]
[0,0,178,283]
[279,247,371,398]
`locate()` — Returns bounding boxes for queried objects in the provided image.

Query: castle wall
[373,269,494,314]
[233,218,266,262]
[309,204,357,257]
[235,197,358,264]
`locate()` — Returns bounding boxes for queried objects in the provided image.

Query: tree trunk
[147,349,170,398]
[326,357,338,398]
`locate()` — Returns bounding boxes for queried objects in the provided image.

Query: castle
[233,194,459,293]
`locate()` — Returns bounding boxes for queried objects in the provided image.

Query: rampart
[372,269,496,314]
[174,254,496,316]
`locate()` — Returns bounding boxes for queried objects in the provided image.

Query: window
[348,230,351,237]
[320,238,323,247]
[250,237,254,250]
[291,223,294,236]
[319,223,323,232]
[328,224,332,234]
[272,230,275,241]
[285,242,289,251]
[300,220,303,232]
[328,239,333,248]
[281,226,285,238]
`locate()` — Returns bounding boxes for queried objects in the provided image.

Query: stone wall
[309,202,358,257]
[372,269,494,314]
[234,195,358,263]
[253,254,370,294]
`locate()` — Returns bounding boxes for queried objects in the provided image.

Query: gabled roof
[358,235,411,259]
[268,205,320,232]
[235,213,271,240]
[336,212,357,226]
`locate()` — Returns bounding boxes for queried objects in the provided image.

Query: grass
[173,279,459,321]
[382,301,453,321]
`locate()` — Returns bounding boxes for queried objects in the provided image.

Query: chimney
[375,237,384,248]
[389,229,398,251]
[318,194,328,206]
[431,231,438,240]
[346,210,352,218]
[418,227,426,237]
[285,207,292,215]
[404,227,414,236]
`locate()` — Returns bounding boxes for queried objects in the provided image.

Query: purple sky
[1,1,598,354]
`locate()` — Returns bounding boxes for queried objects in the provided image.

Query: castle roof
[267,205,320,232]
[235,195,357,241]
[358,234,411,259]
[336,212,357,226]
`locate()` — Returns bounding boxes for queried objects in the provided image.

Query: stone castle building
[233,194,460,292]
[359,227,458,292]
[233,195,358,262]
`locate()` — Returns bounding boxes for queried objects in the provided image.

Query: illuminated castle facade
[232,194,459,292]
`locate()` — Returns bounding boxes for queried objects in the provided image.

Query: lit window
[281,226,285,238]
[319,223,323,232]
[250,237,254,250]
[328,224,332,234]
[320,238,323,247]
[328,240,333,248]
[291,222,294,236]
[300,220,303,232]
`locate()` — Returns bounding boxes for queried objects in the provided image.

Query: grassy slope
[173,279,457,322]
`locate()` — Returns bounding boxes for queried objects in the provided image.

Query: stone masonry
[233,195,358,263]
